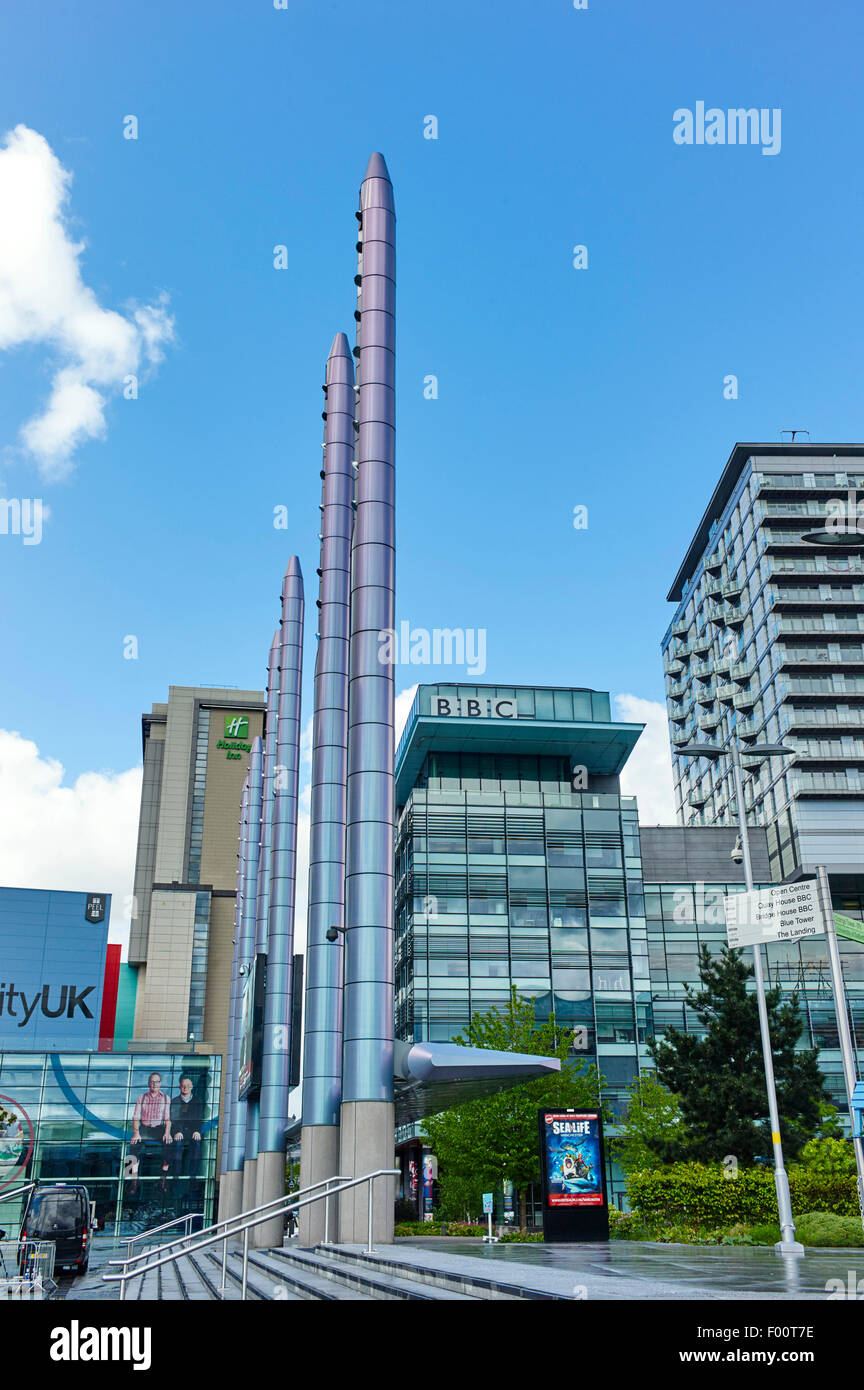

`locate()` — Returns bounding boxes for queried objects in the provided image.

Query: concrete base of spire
[251,1150,286,1248]
[298,1124,342,1245]
[241,1157,257,1216]
[218,1168,242,1226]
[338,1101,395,1245]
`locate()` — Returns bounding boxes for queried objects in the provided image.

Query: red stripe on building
[99,944,121,1051]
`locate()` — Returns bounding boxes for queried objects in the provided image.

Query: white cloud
[0,729,142,947]
[614,693,677,824]
[0,124,175,478]
[395,684,418,745]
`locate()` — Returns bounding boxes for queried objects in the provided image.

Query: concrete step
[320,1245,566,1301]
[265,1246,480,1301]
[238,1247,378,1301]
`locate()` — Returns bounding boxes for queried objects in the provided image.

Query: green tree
[794,1136,857,1177]
[610,1076,685,1174]
[649,944,828,1166]
[421,989,604,1229]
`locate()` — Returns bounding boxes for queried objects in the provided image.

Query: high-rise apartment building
[129,685,265,1052]
[663,441,864,899]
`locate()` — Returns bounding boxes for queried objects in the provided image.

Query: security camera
[731,837,743,865]
[326,925,345,943]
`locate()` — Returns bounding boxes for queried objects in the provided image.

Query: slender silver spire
[254,557,304,1245]
[339,152,396,1242]
[298,333,354,1242]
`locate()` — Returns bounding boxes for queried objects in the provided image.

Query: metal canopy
[396,715,643,805]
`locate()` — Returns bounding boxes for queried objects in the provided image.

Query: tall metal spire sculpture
[339,152,397,1242]
[238,738,263,1214]
[299,333,355,1242]
[218,773,251,1224]
[254,557,304,1246]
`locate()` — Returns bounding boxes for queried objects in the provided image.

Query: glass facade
[662,448,864,881]
[645,879,864,1116]
[395,687,647,1161]
[0,1050,220,1240]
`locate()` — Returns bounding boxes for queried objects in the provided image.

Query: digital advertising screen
[543,1111,604,1207]
[538,1109,609,1242]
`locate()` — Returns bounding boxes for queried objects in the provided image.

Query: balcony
[670,703,691,726]
[774,616,864,637]
[704,602,727,626]
[756,474,862,493]
[791,743,864,762]
[786,677,864,697]
[691,631,712,656]
[666,679,689,699]
[690,659,714,680]
[672,639,691,660]
[688,789,709,808]
[767,555,864,579]
[672,618,689,638]
[705,552,724,575]
[716,682,736,704]
[663,652,684,676]
[695,684,716,707]
[768,583,864,608]
[698,711,723,732]
[782,707,864,732]
[733,690,756,712]
[776,644,833,667]
[724,605,746,628]
[714,653,733,675]
[791,771,864,796]
[760,500,831,520]
[762,528,826,550]
[670,727,696,747]
[730,660,755,682]
[735,717,762,738]
[705,573,723,599]
[780,644,864,667]
[722,575,744,600]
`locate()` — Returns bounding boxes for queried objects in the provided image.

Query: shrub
[627,1162,860,1228]
[499,1231,543,1243]
[795,1212,864,1248]
[747,1222,782,1245]
[795,1138,857,1176]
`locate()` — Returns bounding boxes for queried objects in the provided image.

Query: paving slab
[363,1238,864,1301]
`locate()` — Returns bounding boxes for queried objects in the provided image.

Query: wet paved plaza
[394,1237,864,1300]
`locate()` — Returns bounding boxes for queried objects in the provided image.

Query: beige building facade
[129,686,265,1108]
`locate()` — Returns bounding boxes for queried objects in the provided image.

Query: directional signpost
[834,912,864,947]
[725,879,824,950]
[482,1191,497,1244]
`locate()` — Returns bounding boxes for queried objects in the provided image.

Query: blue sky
[0,0,861,935]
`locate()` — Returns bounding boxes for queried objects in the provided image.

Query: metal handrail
[0,1183,36,1206]
[106,1173,347,1274]
[103,1167,400,1301]
[123,1211,204,1264]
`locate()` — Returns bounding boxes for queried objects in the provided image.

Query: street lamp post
[679,736,804,1254]
[816,864,864,1232]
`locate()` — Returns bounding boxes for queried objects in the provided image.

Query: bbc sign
[433,697,517,719]
[0,887,110,1049]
